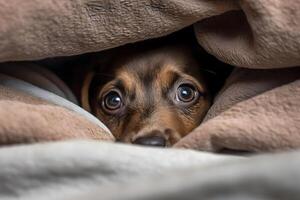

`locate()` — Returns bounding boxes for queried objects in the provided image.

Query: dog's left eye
[176,84,198,103]
[102,90,123,112]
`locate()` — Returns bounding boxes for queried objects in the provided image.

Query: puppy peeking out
[73,42,226,147]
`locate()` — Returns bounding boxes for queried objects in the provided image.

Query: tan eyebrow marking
[116,69,135,92]
[156,64,181,93]
[115,67,146,103]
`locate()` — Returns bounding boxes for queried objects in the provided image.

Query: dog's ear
[67,46,119,112]
[68,63,96,112]
[78,63,110,113]
[81,70,95,112]
[78,50,117,112]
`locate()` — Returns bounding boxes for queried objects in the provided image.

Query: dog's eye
[176,84,197,103]
[103,90,123,111]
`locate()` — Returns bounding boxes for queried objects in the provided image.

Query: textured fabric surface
[0,86,113,145]
[0,71,113,145]
[0,63,78,103]
[0,1,300,199]
[0,0,299,68]
[0,0,299,150]
[175,79,300,152]
[1,140,300,200]
[203,68,300,122]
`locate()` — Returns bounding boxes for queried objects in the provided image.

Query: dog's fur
[70,38,229,147]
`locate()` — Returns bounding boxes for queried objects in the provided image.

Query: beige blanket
[0,0,299,152]
[0,64,113,145]
[0,85,113,145]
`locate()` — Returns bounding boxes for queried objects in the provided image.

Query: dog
[72,42,223,147]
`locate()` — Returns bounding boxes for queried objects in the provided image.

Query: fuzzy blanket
[0,64,113,145]
[2,140,300,200]
[0,0,299,153]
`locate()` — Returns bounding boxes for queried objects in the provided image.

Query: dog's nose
[133,136,166,147]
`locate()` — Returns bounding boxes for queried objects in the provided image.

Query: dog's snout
[133,135,166,147]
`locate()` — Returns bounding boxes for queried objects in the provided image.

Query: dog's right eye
[102,90,123,113]
[176,84,198,104]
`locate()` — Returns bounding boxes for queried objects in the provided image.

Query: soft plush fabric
[0,63,78,104]
[0,0,299,151]
[0,63,78,103]
[0,68,113,145]
[0,1,300,199]
[175,79,300,152]
[0,86,113,145]
[2,140,300,200]
[0,0,299,68]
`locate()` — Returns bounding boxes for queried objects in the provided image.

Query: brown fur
[81,44,212,146]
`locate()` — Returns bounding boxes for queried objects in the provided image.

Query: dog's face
[86,46,211,147]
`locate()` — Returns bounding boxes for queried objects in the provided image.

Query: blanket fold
[0,0,299,151]
[175,79,300,152]
[1,140,300,200]
[1,0,299,68]
[0,66,113,145]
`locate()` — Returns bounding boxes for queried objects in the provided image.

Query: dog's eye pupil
[104,91,122,110]
[177,84,196,102]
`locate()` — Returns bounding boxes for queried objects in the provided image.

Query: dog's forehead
[115,62,179,93]
[115,51,188,86]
